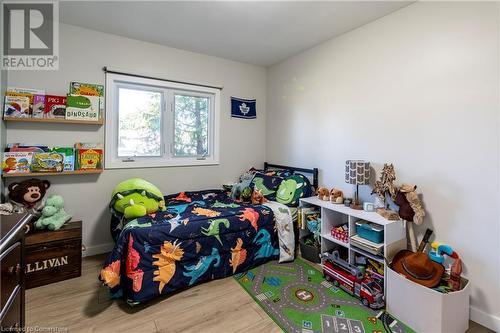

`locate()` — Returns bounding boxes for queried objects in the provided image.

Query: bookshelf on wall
[2,82,105,177]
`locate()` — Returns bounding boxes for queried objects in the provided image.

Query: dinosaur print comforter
[100,190,289,304]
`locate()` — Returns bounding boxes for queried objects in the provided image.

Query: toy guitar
[417,228,433,252]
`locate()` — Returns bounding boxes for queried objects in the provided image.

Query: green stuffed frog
[110,178,165,219]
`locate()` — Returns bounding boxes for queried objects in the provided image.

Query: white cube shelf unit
[299,196,407,295]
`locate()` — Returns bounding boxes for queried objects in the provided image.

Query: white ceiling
[60,1,412,67]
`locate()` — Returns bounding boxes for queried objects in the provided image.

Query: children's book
[4,95,30,118]
[2,152,33,173]
[6,88,45,116]
[45,95,66,118]
[65,95,100,121]
[32,95,45,118]
[70,82,104,117]
[75,143,103,170]
[52,147,75,171]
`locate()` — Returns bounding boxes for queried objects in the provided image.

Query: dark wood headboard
[264,162,319,191]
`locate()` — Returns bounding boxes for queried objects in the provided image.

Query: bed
[100,163,318,304]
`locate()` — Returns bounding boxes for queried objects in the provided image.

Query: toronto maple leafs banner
[231,97,256,119]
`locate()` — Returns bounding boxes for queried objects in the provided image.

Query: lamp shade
[345,160,370,185]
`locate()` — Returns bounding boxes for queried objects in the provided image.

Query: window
[105,73,220,168]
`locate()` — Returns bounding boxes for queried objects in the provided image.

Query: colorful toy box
[331,223,349,243]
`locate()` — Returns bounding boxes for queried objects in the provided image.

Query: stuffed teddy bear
[35,195,72,231]
[8,178,50,212]
[109,178,165,219]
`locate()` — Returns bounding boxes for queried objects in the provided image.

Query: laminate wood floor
[25,254,493,333]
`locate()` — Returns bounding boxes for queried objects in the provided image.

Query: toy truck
[320,251,385,309]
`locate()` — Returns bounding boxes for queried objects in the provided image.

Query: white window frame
[105,73,220,169]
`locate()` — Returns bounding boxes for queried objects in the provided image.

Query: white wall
[267,1,500,329]
[6,23,267,255]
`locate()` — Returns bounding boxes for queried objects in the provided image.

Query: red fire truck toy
[320,251,385,309]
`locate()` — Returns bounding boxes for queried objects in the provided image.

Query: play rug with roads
[234,258,415,333]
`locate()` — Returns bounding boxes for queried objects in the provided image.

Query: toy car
[320,250,385,309]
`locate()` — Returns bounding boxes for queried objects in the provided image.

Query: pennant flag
[231,97,256,119]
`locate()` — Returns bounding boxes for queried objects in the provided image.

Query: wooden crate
[25,221,82,289]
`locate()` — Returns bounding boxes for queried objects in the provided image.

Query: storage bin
[355,220,384,243]
[299,236,321,263]
[386,266,470,333]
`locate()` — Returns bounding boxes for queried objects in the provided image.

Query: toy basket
[331,224,349,243]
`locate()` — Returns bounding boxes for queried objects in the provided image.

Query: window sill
[104,159,219,169]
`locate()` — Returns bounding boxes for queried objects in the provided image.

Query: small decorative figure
[329,188,343,204]
[317,187,330,201]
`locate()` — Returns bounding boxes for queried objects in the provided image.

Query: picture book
[5,143,50,153]
[6,88,45,116]
[4,95,30,118]
[69,82,104,96]
[31,152,64,172]
[45,95,67,118]
[32,95,45,118]
[52,147,75,171]
[75,143,103,170]
[70,82,104,116]
[2,152,33,173]
[65,95,100,121]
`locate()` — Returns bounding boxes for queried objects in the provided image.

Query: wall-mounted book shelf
[3,117,104,125]
[2,169,103,178]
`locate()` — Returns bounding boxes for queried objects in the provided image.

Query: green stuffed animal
[35,195,72,231]
[110,178,165,219]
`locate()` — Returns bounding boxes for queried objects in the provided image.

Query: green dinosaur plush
[110,178,165,219]
[35,195,72,231]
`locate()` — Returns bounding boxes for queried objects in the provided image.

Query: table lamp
[345,160,370,210]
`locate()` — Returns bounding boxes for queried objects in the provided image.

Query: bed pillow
[276,173,313,207]
[250,172,283,201]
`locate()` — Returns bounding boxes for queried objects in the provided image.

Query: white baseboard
[83,242,114,257]
[470,305,500,332]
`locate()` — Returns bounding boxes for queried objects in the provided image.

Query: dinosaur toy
[201,218,230,244]
[192,207,221,217]
[110,178,165,219]
[183,248,221,285]
[211,200,240,209]
[126,234,144,292]
[252,177,275,196]
[253,229,279,260]
[238,208,260,231]
[230,238,247,273]
[34,194,72,231]
[276,176,305,205]
[152,240,185,293]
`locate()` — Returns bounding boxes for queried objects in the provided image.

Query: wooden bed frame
[264,162,319,191]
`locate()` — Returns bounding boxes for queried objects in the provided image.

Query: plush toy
[240,186,253,203]
[330,188,344,204]
[251,188,268,205]
[110,178,165,219]
[317,187,330,201]
[8,178,50,211]
[35,195,72,230]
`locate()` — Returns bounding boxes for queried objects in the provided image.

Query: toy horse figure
[183,248,221,285]
[253,229,279,260]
